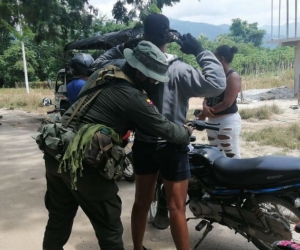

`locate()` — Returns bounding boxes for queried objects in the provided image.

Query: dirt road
[0,108,256,250]
[0,97,299,250]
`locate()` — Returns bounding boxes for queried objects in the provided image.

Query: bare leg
[163,178,190,250]
[131,173,158,250]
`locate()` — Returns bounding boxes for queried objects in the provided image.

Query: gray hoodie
[93,45,226,142]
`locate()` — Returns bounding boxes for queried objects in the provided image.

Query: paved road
[0,110,258,250]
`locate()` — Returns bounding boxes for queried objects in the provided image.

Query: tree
[228,18,266,47]
[0,0,99,44]
[0,41,38,87]
[112,0,180,23]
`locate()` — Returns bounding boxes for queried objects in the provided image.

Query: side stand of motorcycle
[149,112,300,250]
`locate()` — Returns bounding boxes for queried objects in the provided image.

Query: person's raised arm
[92,46,124,69]
[175,33,227,97]
[92,38,143,69]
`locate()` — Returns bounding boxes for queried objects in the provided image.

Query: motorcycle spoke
[251,196,300,250]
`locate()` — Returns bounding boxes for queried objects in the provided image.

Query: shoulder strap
[226,69,235,78]
[76,65,134,100]
[102,65,134,85]
[63,65,134,128]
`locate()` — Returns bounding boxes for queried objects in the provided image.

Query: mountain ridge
[169,18,300,48]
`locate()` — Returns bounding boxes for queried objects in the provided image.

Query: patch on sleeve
[139,95,159,114]
[146,98,153,105]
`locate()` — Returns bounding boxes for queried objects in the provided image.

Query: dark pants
[132,140,191,181]
[43,154,124,250]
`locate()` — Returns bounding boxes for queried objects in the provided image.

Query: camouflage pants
[42,154,124,250]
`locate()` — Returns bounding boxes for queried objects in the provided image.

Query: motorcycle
[41,98,135,182]
[149,119,300,250]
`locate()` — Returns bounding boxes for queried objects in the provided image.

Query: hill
[169,18,229,40]
[169,18,300,48]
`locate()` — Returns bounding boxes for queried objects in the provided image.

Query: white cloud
[89,0,115,19]
[88,0,298,27]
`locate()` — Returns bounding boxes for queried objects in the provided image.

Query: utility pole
[16,0,29,94]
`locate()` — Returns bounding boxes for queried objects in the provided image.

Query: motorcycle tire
[149,189,158,223]
[250,195,300,250]
[123,155,135,182]
[149,184,170,230]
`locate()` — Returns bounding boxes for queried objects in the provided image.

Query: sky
[89,0,298,27]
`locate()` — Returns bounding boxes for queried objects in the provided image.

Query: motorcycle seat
[213,155,300,187]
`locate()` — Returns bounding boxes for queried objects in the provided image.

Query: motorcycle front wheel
[149,189,159,223]
[123,155,135,182]
[149,184,170,230]
[250,195,300,250]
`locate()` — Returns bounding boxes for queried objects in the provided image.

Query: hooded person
[41,40,193,250]
[92,13,227,250]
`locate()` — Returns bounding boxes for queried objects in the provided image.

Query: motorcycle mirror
[42,97,52,106]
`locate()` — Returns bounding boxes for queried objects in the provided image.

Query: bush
[242,123,300,150]
[15,81,49,89]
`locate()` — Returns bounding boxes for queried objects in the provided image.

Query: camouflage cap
[123,40,169,82]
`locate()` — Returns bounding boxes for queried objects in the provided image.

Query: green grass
[242,123,300,150]
[242,70,294,91]
[239,104,283,120]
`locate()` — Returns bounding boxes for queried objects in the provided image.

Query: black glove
[176,33,204,56]
[124,38,144,49]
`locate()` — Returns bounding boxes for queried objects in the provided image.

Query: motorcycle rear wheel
[250,196,300,250]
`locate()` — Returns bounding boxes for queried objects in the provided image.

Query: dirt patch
[0,109,46,132]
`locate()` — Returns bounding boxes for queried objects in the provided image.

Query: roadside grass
[242,70,294,91]
[239,104,283,120]
[242,123,300,150]
[234,103,299,151]
[0,88,54,113]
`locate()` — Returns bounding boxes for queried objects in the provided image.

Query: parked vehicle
[51,26,143,115]
[150,118,300,250]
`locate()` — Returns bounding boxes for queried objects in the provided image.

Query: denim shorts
[132,140,191,181]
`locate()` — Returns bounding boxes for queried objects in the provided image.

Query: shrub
[240,104,282,120]
[15,81,49,89]
[242,123,300,150]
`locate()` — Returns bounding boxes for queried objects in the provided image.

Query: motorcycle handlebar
[190,120,220,131]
